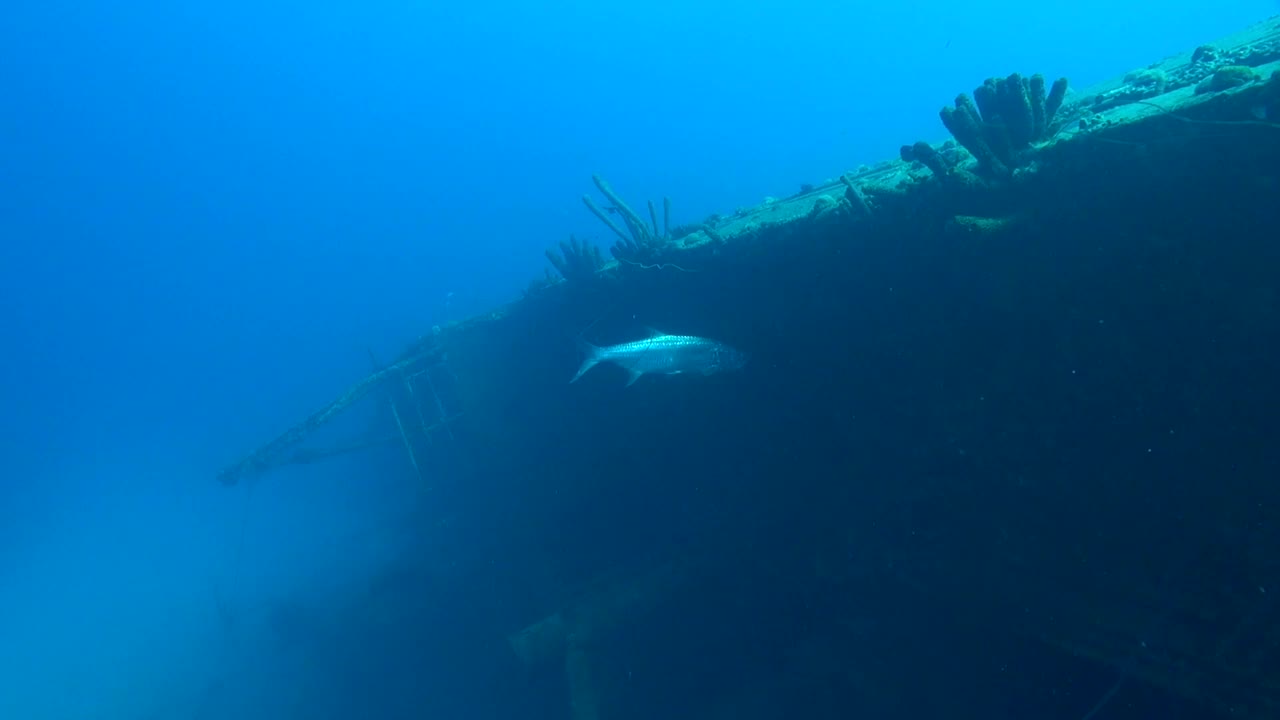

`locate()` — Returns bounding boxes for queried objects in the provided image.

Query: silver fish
[571,330,748,386]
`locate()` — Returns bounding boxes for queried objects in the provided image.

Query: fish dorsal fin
[642,326,667,338]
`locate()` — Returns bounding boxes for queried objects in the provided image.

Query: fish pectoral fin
[624,369,644,386]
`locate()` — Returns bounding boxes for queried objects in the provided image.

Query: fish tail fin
[570,338,603,383]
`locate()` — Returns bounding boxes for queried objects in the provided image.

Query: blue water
[1,1,1275,717]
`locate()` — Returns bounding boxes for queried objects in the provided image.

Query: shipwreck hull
[220,18,1280,720]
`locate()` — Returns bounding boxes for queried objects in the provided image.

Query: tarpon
[570,330,748,386]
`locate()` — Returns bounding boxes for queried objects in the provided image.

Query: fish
[570,329,748,386]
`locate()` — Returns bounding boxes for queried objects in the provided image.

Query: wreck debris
[839,174,874,219]
[565,639,602,720]
[216,343,445,486]
[1090,68,1169,111]
[946,213,1023,237]
[1178,39,1280,89]
[508,553,697,717]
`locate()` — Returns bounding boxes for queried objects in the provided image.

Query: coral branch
[581,195,630,244]
[545,234,604,284]
[937,73,1070,179]
[591,174,651,245]
[580,175,677,264]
